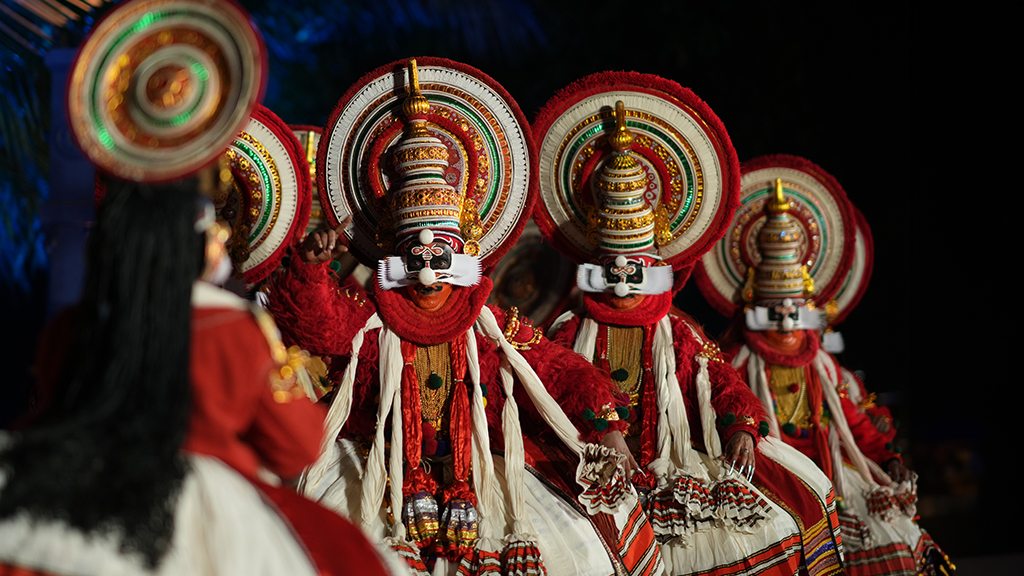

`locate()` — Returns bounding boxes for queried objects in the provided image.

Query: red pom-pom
[424,439,439,456]
[788,384,800,393]
[422,421,437,439]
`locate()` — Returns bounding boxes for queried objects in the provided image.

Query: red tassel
[638,324,658,469]
[437,480,479,559]
[449,334,472,482]
[806,365,833,481]
[401,340,424,469]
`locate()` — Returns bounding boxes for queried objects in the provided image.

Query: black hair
[0,177,204,567]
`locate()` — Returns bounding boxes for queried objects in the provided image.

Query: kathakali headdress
[216,104,311,283]
[695,154,856,332]
[67,0,267,183]
[532,72,740,297]
[316,57,536,291]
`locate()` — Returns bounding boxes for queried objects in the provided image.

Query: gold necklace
[414,342,452,433]
[607,326,645,404]
[768,364,811,428]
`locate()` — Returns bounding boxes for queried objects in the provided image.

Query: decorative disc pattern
[696,155,855,317]
[219,104,309,283]
[290,125,323,238]
[532,72,739,272]
[317,57,535,268]
[831,205,873,326]
[68,0,266,182]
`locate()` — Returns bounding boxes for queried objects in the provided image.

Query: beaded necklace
[606,326,645,405]
[414,342,452,434]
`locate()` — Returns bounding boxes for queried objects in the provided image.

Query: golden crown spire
[607,100,634,151]
[767,178,791,214]
[402,58,431,117]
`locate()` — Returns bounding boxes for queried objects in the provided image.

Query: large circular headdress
[532,71,740,281]
[68,0,267,183]
[317,56,536,268]
[217,104,310,283]
[695,154,856,317]
[828,204,873,326]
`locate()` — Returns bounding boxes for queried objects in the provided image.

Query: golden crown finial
[402,58,431,117]
[607,100,634,151]
[767,178,791,214]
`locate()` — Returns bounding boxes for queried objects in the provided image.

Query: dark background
[1,0,1016,559]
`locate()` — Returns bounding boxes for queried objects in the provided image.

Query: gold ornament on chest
[769,364,812,429]
[606,326,645,405]
[414,342,453,434]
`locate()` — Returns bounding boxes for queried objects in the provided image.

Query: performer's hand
[601,430,639,480]
[886,458,912,484]
[300,217,351,263]
[721,431,756,481]
[870,413,892,434]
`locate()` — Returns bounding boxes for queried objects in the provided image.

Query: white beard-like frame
[377,254,482,290]
[576,263,674,296]
[744,303,823,332]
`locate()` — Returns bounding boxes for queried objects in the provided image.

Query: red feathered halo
[695,154,857,318]
[316,56,537,270]
[830,204,874,326]
[531,71,740,288]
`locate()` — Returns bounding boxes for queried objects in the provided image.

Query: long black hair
[0,177,204,566]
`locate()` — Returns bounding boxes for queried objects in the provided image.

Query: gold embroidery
[503,307,542,350]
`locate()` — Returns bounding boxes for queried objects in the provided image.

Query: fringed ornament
[501,537,547,576]
[576,443,631,515]
[711,477,771,532]
[402,467,440,549]
[385,536,432,576]
[837,510,875,553]
[438,481,479,559]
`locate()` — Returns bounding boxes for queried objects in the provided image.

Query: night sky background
[0,0,1017,560]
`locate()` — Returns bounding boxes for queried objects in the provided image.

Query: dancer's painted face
[406,282,453,312]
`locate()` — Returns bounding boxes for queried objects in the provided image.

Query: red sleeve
[829,357,901,466]
[671,316,766,444]
[187,309,326,481]
[495,306,626,443]
[266,257,375,358]
[244,382,326,481]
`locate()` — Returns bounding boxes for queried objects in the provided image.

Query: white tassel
[828,423,845,500]
[388,352,405,538]
[301,314,382,494]
[359,327,404,531]
[652,316,690,473]
[814,351,876,488]
[739,348,781,439]
[497,358,532,537]
[466,330,500,541]
[681,324,722,460]
[474,307,584,455]
[573,316,599,359]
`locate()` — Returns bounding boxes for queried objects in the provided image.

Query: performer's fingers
[334,215,352,234]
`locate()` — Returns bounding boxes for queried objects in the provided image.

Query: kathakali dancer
[535,72,844,576]
[267,58,643,576]
[696,154,953,575]
[0,0,388,575]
